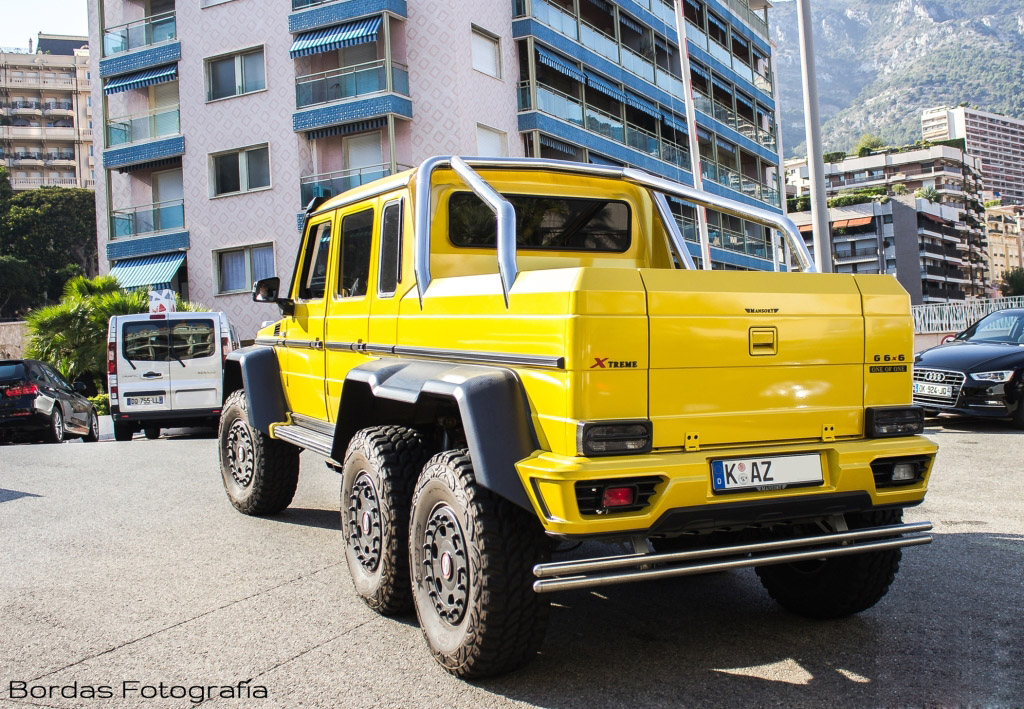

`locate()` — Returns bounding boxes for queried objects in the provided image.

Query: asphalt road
[1,419,1021,708]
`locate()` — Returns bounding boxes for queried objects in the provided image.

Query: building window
[216,243,275,293]
[476,124,507,157]
[206,48,266,101]
[211,144,271,196]
[470,27,500,78]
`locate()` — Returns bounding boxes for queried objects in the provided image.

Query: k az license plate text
[711,453,823,493]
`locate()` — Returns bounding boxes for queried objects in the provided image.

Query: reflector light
[602,486,635,508]
[4,383,38,397]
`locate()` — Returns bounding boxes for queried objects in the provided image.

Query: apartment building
[0,34,95,192]
[985,203,1023,291]
[88,0,784,337]
[785,144,987,303]
[922,106,1024,206]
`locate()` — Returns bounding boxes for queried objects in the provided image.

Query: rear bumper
[0,409,50,437]
[111,406,221,426]
[516,435,937,538]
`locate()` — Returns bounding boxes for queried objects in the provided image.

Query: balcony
[110,199,185,240]
[103,134,185,170]
[295,60,409,109]
[289,0,407,33]
[43,101,74,117]
[103,11,176,57]
[299,163,410,206]
[106,107,180,147]
[45,152,76,166]
[700,160,779,208]
[12,152,44,167]
[834,247,879,264]
[9,176,86,190]
[693,91,776,152]
[10,100,41,117]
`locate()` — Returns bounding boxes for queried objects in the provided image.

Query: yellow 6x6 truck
[219,156,936,678]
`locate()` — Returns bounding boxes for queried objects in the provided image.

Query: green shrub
[88,393,109,416]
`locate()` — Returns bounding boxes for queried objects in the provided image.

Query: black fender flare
[333,359,539,511]
[224,345,288,434]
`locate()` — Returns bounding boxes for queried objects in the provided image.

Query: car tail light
[866,407,925,437]
[4,383,38,397]
[107,341,117,375]
[222,335,230,362]
[601,486,636,508]
[577,420,653,456]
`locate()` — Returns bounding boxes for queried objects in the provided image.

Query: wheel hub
[225,419,255,487]
[422,505,469,625]
[347,473,382,571]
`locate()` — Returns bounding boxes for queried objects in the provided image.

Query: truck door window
[171,319,216,359]
[299,222,332,300]
[123,322,170,361]
[378,200,402,297]
[338,208,373,298]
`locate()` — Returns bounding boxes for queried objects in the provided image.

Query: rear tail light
[577,420,652,456]
[575,476,662,515]
[4,383,38,397]
[222,335,230,362]
[866,407,925,437]
[107,341,117,375]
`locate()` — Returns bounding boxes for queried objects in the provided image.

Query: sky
[0,0,89,49]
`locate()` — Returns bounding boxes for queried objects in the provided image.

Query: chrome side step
[273,423,334,460]
[532,522,933,594]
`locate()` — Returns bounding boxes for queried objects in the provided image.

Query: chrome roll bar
[412,156,816,307]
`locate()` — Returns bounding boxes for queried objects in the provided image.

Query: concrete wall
[0,322,28,359]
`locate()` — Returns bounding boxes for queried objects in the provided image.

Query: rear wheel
[83,409,100,442]
[341,425,428,615]
[113,421,134,442]
[219,390,299,515]
[45,407,65,444]
[144,427,160,440]
[755,509,904,619]
[409,450,549,678]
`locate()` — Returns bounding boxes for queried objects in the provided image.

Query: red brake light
[4,383,38,398]
[222,335,230,362]
[149,313,166,319]
[601,486,636,508]
[107,341,117,375]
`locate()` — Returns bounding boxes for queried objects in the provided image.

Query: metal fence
[912,296,1024,334]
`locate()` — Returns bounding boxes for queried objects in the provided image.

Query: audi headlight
[969,370,1014,382]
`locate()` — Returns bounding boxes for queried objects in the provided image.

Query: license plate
[711,453,823,493]
[127,395,164,406]
[913,382,951,397]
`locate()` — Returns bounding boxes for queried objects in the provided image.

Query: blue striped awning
[304,117,387,141]
[690,62,709,80]
[661,111,689,134]
[732,31,748,48]
[707,13,728,34]
[536,46,585,83]
[539,134,578,155]
[624,92,660,119]
[735,93,754,110]
[585,70,627,103]
[588,152,622,167]
[110,252,185,289]
[289,16,383,58]
[619,13,642,34]
[712,76,733,94]
[104,65,178,95]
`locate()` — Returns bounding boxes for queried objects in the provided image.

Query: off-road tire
[341,426,429,615]
[755,509,904,619]
[45,407,65,444]
[218,389,299,515]
[144,427,160,440]
[84,409,100,443]
[113,421,134,442]
[409,450,549,678]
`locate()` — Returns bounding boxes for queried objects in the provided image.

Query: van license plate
[711,453,823,493]
[913,382,951,397]
[127,396,164,406]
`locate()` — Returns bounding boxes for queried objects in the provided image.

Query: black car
[0,359,100,443]
[913,308,1024,427]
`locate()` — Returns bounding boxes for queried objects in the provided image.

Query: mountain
[769,0,1024,157]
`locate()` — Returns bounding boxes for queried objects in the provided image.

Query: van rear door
[167,315,222,411]
[117,317,173,414]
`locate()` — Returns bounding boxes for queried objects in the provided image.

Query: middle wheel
[340,425,427,615]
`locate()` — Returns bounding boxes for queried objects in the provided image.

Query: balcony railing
[103,11,176,57]
[110,199,185,239]
[295,60,409,109]
[701,159,779,208]
[45,152,76,163]
[12,152,44,162]
[43,101,74,112]
[106,107,180,147]
[291,0,340,8]
[11,100,41,110]
[580,19,618,62]
[532,0,578,40]
[299,163,410,207]
[835,247,879,262]
[694,91,776,150]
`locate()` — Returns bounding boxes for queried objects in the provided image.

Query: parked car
[0,359,99,443]
[107,312,236,441]
[913,308,1024,427]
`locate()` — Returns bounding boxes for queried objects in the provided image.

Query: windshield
[957,311,1024,344]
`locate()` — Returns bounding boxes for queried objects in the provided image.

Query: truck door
[282,214,334,420]
[168,315,221,412]
[324,205,374,420]
[118,317,173,415]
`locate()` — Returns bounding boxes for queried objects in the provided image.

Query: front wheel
[409,450,549,679]
[218,390,299,515]
[755,509,904,619]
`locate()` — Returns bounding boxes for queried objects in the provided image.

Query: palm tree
[915,186,940,203]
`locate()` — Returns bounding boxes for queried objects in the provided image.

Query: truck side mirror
[252,276,294,316]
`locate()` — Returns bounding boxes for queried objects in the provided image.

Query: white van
[106,312,238,441]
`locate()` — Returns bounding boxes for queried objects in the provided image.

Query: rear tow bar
[532,521,933,593]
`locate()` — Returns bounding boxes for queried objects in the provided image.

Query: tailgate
[640,270,865,448]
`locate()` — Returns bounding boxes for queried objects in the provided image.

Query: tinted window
[962,312,1024,343]
[299,221,332,300]
[338,209,373,298]
[449,193,631,252]
[123,322,170,361]
[41,364,72,392]
[172,320,216,360]
[378,201,402,296]
[0,363,26,381]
